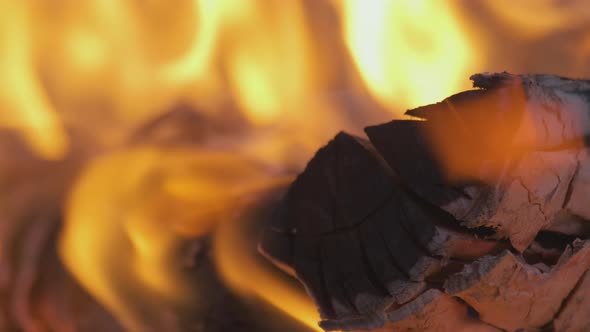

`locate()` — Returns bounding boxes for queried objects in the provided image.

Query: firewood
[553,269,590,331]
[366,73,590,251]
[259,73,590,331]
[445,240,590,330]
[320,289,502,332]
[260,132,506,327]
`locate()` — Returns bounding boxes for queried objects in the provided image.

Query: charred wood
[260,73,590,331]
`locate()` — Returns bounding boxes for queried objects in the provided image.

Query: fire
[59,147,287,330]
[481,0,590,38]
[4,0,586,331]
[0,1,68,159]
[214,214,322,331]
[340,0,474,110]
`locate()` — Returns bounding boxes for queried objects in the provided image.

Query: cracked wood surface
[554,269,590,331]
[445,240,590,331]
[260,72,590,331]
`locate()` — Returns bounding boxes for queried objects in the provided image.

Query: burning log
[260,73,590,331]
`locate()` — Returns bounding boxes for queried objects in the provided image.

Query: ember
[1,1,590,332]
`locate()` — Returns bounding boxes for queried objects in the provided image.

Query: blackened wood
[260,131,509,329]
[364,120,460,208]
[260,72,590,331]
[320,232,390,316]
[262,132,434,321]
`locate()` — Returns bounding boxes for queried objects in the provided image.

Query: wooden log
[260,73,590,331]
[260,132,508,328]
[446,148,580,251]
[261,132,432,320]
[378,290,501,332]
[445,240,590,331]
[553,270,590,331]
[320,289,501,332]
[562,149,590,221]
[366,73,590,251]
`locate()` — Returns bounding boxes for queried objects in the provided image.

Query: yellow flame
[224,1,315,125]
[59,147,279,330]
[43,1,342,328]
[158,0,220,85]
[0,1,68,159]
[0,0,338,158]
[340,0,475,112]
[214,216,322,331]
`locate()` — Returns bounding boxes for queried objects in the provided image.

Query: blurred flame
[223,1,316,125]
[340,0,475,111]
[45,0,340,328]
[214,216,322,331]
[481,0,590,38]
[0,1,68,159]
[59,147,284,330]
[0,0,477,160]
